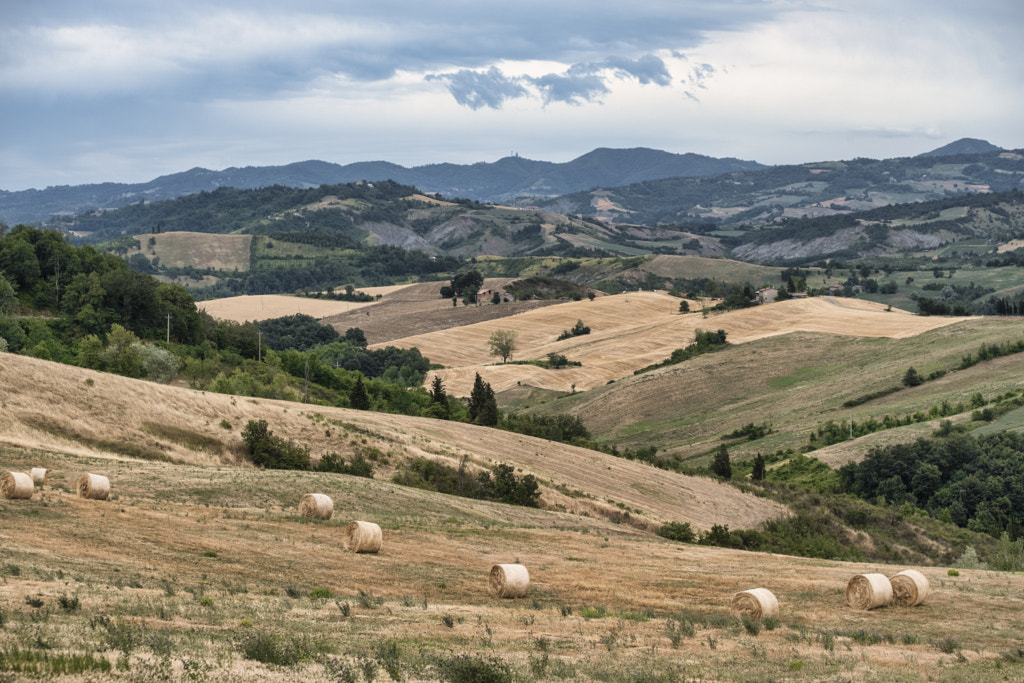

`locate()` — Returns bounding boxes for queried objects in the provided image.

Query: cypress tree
[349,375,370,410]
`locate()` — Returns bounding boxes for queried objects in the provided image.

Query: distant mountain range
[0,148,764,226]
[0,139,1010,227]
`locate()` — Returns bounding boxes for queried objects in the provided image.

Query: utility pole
[166,314,172,344]
[257,329,262,362]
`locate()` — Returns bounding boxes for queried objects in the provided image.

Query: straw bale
[30,468,48,485]
[846,573,892,610]
[298,493,334,520]
[889,569,930,607]
[730,588,779,620]
[1,471,33,500]
[489,564,530,598]
[343,521,382,553]
[77,473,111,500]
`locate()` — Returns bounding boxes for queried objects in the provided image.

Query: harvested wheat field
[1,440,1022,681]
[198,289,392,323]
[389,293,970,396]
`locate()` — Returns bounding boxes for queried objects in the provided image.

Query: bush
[435,654,513,683]
[241,419,311,470]
[657,522,696,543]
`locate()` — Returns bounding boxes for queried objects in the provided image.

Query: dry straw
[343,521,382,553]
[1,471,33,500]
[77,473,111,500]
[846,573,892,610]
[730,588,779,620]
[30,468,48,485]
[889,569,930,606]
[298,493,334,520]
[489,563,530,598]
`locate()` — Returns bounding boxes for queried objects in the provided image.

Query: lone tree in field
[711,444,732,479]
[902,366,923,387]
[488,329,518,363]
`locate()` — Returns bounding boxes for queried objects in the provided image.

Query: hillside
[2,351,1024,680]
[379,294,969,397]
[0,353,783,532]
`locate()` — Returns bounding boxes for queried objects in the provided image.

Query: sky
[1,0,1021,191]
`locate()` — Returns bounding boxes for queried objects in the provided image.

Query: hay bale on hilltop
[298,493,334,520]
[890,569,930,607]
[846,573,892,610]
[489,564,530,599]
[30,468,48,485]
[343,521,382,553]
[77,473,110,500]
[1,471,33,500]
[730,588,779,620]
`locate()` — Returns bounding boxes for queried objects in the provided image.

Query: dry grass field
[197,285,414,323]
[0,447,1020,681]
[126,232,253,272]
[2,355,1024,680]
[385,293,969,397]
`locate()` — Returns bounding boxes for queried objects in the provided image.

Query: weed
[0,648,112,675]
[284,585,302,599]
[203,550,217,558]
[199,597,213,607]
[934,637,961,654]
[948,569,960,576]
[762,616,780,631]
[441,614,455,628]
[559,604,573,617]
[239,631,319,666]
[161,580,176,597]
[706,634,718,650]
[581,605,610,619]
[219,419,232,430]
[788,659,804,671]
[357,589,382,609]
[521,614,535,626]
[741,615,762,636]
[308,588,333,600]
[57,593,80,611]
[24,596,44,608]
[374,639,401,681]
[400,595,415,607]
[335,600,350,618]
[820,631,835,651]
[435,653,513,683]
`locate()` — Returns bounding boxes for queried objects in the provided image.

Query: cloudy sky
[1,0,1020,190]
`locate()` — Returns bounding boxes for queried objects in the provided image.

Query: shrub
[657,521,696,543]
[435,654,513,683]
[241,419,311,470]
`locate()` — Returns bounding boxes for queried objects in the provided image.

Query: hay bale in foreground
[1,471,33,500]
[77,473,110,500]
[343,521,382,553]
[730,588,779,620]
[298,493,334,520]
[30,468,48,485]
[890,569,930,607]
[489,564,530,598]
[846,573,892,610]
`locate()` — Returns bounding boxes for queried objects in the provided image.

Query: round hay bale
[730,588,779,620]
[30,468,48,485]
[343,521,382,553]
[298,493,334,520]
[845,573,892,610]
[889,569,930,607]
[489,564,529,599]
[77,473,110,500]
[1,471,33,500]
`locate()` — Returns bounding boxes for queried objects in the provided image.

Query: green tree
[751,453,766,481]
[902,366,923,387]
[428,375,450,419]
[349,375,370,410]
[468,373,499,426]
[488,329,517,363]
[678,300,690,314]
[711,444,732,479]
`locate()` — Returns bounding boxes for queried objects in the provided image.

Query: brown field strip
[197,284,416,323]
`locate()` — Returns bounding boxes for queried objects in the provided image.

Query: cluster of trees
[556,319,590,341]
[839,432,1024,539]
[240,419,374,475]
